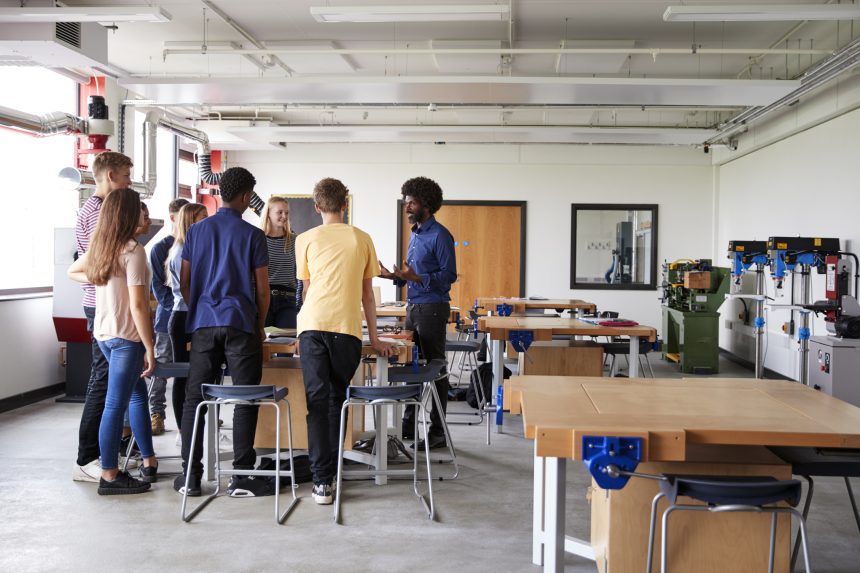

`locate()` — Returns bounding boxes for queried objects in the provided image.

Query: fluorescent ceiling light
[0,6,172,23]
[310,4,510,23]
[664,4,860,22]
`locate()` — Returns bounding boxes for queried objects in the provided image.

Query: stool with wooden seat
[333,383,435,523]
[181,383,299,524]
[646,475,811,573]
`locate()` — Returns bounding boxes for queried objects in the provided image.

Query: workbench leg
[375,357,389,486]
[628,335,640,378]
[492,338,504,433]
[533,450,545,565]
[544,456,566,573]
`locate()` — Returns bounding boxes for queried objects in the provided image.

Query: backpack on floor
[467,363,510,409]
[257,454,313,489]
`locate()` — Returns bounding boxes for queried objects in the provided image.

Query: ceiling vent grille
[55,22,81,48]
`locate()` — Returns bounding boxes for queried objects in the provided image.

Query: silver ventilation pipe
[0,105,88,137]
[708,36,860,145]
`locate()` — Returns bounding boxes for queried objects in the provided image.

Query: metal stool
[121,362,190,474]
[334,383,435,523]
[646,475,811,573]
[181,383,299,524]
[389,359,459,479]
[445,340,492,428]
[602,338,656,377]
[769,446,860,569]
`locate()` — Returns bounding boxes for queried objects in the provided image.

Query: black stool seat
[388,359,447,384]
[445,340,481,352]
[202,384,287,402]
[769,447,860,477]
[348,385,422,401]
[152,362,190,379]
[660,475,802,507]
[602,339,652,355]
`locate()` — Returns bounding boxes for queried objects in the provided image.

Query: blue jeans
[97,338,155,470]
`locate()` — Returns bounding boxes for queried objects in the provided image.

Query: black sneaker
[97,471,151,496]
[412,434,447,450]
[312,482,333,505]
[228,475,274,497]
[139,464,158,484]
[173,473,202,497]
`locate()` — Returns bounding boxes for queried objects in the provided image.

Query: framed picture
[270,194,353,235]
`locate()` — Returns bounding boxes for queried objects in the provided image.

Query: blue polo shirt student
[174,167,270,496]
[380,177,457,449]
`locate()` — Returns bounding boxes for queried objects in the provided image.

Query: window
[0,67,76,291]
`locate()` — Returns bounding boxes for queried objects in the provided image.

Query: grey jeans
[148,331,174,418]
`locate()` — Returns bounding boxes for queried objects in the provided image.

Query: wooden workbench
[476,297,597,315]
[518,375,860,572]
[375,304,461,323]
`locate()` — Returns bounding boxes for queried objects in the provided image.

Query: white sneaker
[73,459,102,483]
[119,455,140,470]
[175,433,182,447]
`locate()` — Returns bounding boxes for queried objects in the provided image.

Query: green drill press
[661,259,730,374]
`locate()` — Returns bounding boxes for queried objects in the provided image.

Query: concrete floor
[1,355,858,572]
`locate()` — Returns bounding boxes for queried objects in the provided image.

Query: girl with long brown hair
[68,188,158,495]
[260,196,298,328]
[165,203,208,430]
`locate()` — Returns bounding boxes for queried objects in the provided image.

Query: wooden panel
[591,446,792,573]
[517,340,603,378]
[255,360,311,450]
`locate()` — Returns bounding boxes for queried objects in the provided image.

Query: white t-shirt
[94,241,151,342]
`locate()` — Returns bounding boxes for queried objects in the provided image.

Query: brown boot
[150,413,165,436]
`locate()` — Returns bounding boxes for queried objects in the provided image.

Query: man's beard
[407,212,417,224]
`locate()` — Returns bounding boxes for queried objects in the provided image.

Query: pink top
[93,241,150,342]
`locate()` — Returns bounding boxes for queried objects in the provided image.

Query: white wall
[0,298,64,400]
[230,144,714,333]
[715,107,860,379]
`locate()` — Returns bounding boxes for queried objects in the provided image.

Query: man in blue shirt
[176,167,270,496]
[148,198,188,435]
[379,177,457,449]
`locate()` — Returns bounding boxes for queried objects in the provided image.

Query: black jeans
[299,331,362,485]
[403,302,450,437]
[76,305,110,466]
[168,310,190,429]
[265,290,297,329]
[181,326,263,476]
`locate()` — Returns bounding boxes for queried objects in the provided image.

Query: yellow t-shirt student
[296,223,380,340]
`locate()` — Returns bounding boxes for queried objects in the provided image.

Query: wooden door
[398,201,524,314]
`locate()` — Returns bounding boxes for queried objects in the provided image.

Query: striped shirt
[75,195,103,308]
[266,234,297,291]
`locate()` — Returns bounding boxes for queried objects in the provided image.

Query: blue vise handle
[454,312,462,330]
[509,330,534,353]
[582,436,645,490]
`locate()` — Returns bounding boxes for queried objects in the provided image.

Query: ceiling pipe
[708,36,860,145]
[143,109,265,215]
[200,0,293,76]
[0,104,87,136]
[162,46,833,58]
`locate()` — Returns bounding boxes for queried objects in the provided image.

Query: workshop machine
[660,259,730,374]
[803,252,860,406]
[726,241,770,378]
[766,236,840,386]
